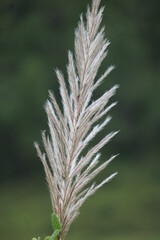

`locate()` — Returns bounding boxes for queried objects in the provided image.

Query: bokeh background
[0,0,160,239]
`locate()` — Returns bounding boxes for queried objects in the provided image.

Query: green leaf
[32,237,40,240]
[44,237,50,240]
[50,229,61,240]
[51,213,61,232]
[50,213,62,240]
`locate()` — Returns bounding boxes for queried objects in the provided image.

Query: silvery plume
[34,0,118,239]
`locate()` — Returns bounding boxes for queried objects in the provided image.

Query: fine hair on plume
[34,0,119,239]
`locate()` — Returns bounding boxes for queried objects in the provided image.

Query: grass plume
[35,0,118,239]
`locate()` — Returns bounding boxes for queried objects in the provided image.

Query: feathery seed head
[35,0,118,238]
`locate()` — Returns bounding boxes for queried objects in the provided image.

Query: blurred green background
[0,0,160,239]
